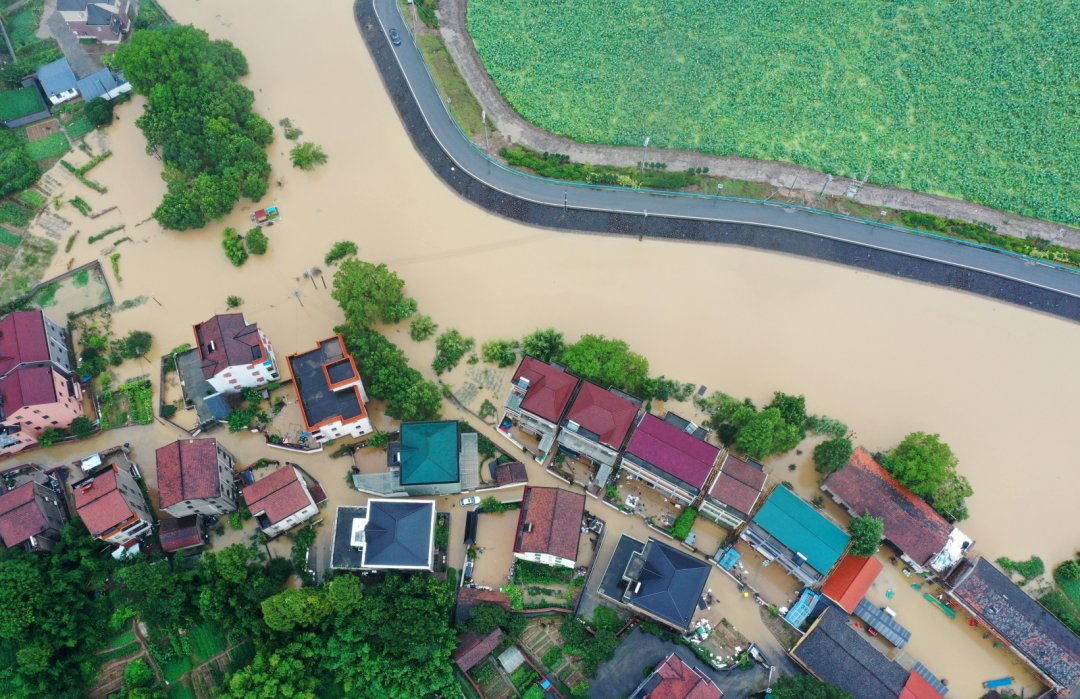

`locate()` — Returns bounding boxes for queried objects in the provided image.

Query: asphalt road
[361,0,1080,321]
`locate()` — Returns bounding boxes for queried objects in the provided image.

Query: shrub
[245,227,268,255]
[36,427,67,447]
[670,507,697,540]
[997,555,1045,584]
[433,329,474,374]
[222,227,248,266]
[571,681,590,697]
[479,399,497,420]
[1056,559,1080,582]
[68,415,95,439]
[542,646,563,668]
[814,437,853,475]
[481,339,516,367]
[226,295,243,308]
[290,141,328,170]
[85,98,114,127]
[324,240,358,265]
[409,314,437,341]
[120,330,153,359]
[161,404,177,418]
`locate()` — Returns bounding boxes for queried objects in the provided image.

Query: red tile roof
[0,365,59,416]
[820,554,884,614]
[73,467,135,537]
[899,670,945,699]
[646,653,723,699]
[512,357,578,423]
[156,439,225,509]
[494,461,528,486]
[193,313,263,379]
[625,414,720,490]
[159,515,204,552]
[565,382,638,448]
[452,629,504,672]
[241,466,313,525]
[822,448,952,567]
[0,311,50,376]
[457,587,511,609]
[0,483,49,548]
[707,453,768,516]
[514,486,585,561]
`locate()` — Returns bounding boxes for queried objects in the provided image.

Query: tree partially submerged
[885,432,972,521]
[848,514,884,556]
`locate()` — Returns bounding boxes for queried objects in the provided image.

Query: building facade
[287,336,372,443]
[156,439,237,517]
[242,465,318,537]
[73,461,154,545]
[193,313,279,395]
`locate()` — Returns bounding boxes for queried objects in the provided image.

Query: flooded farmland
[6,0,1079,695]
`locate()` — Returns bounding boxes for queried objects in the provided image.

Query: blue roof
[625,539,710,630]
[76,68,127,101]
[751,486,849,575]
[36,59,77,97]
[399,421,460,485]
[363,500,434,569]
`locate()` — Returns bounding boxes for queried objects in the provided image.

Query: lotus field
[468,1,1078,225]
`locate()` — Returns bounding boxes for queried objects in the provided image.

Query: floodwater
[6,0,1078,695]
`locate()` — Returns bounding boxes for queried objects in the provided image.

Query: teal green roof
[399,421,460,485]
[752,485,849,574]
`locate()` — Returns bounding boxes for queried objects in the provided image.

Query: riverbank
[438,0,1079,249]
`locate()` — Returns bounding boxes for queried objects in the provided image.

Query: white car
[460,496,480,507]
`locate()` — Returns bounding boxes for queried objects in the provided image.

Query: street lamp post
[818,174,833,197]
[481,109,490,151]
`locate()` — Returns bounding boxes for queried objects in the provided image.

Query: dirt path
[436,0,1079,249]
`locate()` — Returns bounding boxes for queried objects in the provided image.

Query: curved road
[359,0,1080,321]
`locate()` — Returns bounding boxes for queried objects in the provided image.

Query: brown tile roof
[494,461,528,486]
[707,453,767,516]
[643,652,723,699]
[514,486,585,562]
[822,448,952,567]
[193,313,263,379]
[565,382,638,448]
[0,311,50,376]
[73,466,135,538]
[512,357,579,424]
[241,466,313,525]
[457,587,511,609]
[0,483,48,548]
[0,365,59,417]
[820,554,884,614]
[156,439,224,509]
[452,629,504,672]
[159,515,204,552]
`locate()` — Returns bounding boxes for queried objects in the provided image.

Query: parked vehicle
[460,496,480,507]
[389,28,402,46]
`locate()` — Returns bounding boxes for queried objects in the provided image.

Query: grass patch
[18,190,45,208]
[415,35,488,139]
[65,117,95,141]
[96,642,140,663]
[73,268,90,286]
[161,655,193,683]
[88,225,125,244]
[168,685,196,699]
[0,227,22,248]
[468,0,1077,224]
[0,86,46,121]
[109,631,137,649]
[25,131,69,161]
[189,622,227,662]
[0,201,34,228]
[110,252,121,281]
[69,196,93,216]
[226,640,255,672]
[33,281,59,307]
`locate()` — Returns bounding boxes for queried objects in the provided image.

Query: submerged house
[513,486,586,568]
[617,413,721,508]
[0,478,68,552]
[193,313,279,395]
[822,448,971,577]
[947,557,1080,693]
[155,438,237,517]
[331,499,435,571]
[158,515,205,554]
[698,452,768,529]
[241,465,318,537]
[557,381,640,481]
[391,420,479,496]
[288,335,372,443]
[500,356,579,463]
[819,554,884,614]
[72,459,154,545]
[630,652,723,699]
[740,485,849,586]
[606,534,711,632]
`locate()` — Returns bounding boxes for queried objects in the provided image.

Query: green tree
[245,227,268,254]
[481,339,517,367]
[521,328,564,362]
[433,329,474,374]
[0,130,39,198]
[68,415,96,439]
[932,473,973,522]
[332,258,413,327]
[326,575,364,614]
[224,640,319,699]
[571,681,590,697]
[85,98,114,127]
[1057,559,1080,582]
[670,507,697,540]
[36,427,67,448]
[290,142,327,170]
[466,602,510,635]
[222,227,248,266]
[397,380,442,421]
[770,674,853,699]
[767,392,808,430]
[226,295,243,308]
[121,330,153,359]
[559,334,649,395]
[409,314,437,341]
[732,406,803,459]
[814,437,853,475]
[261,588,332,632]
[848,514,884,556]
[0,559,47,640]
[324,240,358,265]
[888,432,972,520]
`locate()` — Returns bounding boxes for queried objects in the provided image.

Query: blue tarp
[716,547,740,570]
[785,589,820,628]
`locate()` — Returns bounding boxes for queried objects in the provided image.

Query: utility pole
[818,174,833,197]
[481,109,490,151]
[787,174,800,197]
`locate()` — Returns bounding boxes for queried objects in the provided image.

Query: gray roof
[76,69,125,101]
[86,3,114,25]
[853,598,911,649]
[36,59,77,97]
[623,538,710,630]
[792,607,909,699]
[57,0,88,10]
[363,500,434,569]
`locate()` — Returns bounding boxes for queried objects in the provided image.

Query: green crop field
[25,132,69,161]
[0,87,46,122]
[468,1,1078,225]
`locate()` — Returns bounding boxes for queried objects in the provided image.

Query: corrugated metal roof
[751,486,849,575]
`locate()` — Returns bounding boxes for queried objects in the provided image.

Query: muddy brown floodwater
[10,0,1079,696]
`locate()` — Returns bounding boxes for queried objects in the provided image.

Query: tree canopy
[521,328,564,362]
[848,514,885,556]
[700,391,809,459]
[558,334,649,396]
[886,432,972,521]
[332,258,416,328]
[814,437,853,475]
[112,25,272,230]
[770,674,853,699]
[0,130,39,198]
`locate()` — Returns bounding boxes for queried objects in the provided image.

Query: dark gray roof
[76,68,127,101]
[792,607,909,699]
[288,338,365,429]
[331,506,367,569]
[853,598,911,649]
[623,538,710,630]
[86,3,114,25]
[57,0,88,10]
[599,534,645,603]
[949,557,1080,690]
[363,500,434,569]
[36,59,77,97]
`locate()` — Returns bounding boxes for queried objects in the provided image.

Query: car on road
[460,496,480,507]
[389,28,402,45]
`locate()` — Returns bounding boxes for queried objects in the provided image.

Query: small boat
[982,677,1014,689]
[911,583,922,590]
[924,593,957,619]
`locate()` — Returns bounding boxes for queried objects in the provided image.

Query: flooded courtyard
[2,0,1078,696]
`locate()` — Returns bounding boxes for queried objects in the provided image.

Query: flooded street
[6,0,1078,695]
